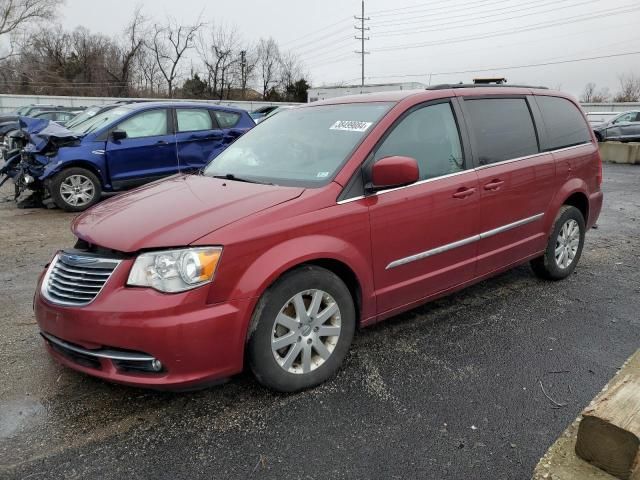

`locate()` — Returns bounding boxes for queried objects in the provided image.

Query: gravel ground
[0,164,638,480]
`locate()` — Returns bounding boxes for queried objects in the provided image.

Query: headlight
[127,247,222,293]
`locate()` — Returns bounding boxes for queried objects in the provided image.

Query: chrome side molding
[386,213,544,270]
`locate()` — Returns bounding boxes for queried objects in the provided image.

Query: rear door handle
[483,180,505,190]
[157,140,169,145]
[452,187,476,199]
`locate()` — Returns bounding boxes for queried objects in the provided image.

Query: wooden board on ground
[532,350,640,480]
[575,351,640,480]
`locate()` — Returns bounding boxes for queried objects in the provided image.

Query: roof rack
[426,83,548,90]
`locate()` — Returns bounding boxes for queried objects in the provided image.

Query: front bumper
[34,258,256,389]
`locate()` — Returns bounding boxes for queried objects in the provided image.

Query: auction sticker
[330,120,373,132]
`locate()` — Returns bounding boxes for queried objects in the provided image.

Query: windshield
[66,106,107,129]
[204,102,392,186]
[15,106,29,115]
[68,106,131,135]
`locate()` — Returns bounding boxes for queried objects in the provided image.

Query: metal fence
[1,93,638,115]
[0,93,302,113]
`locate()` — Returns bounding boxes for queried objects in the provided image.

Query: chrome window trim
[40,331,155,362]
[385,212,544,270]
[336,142,592,204]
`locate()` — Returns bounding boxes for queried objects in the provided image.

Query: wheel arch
[42,160,106,187]
[229,235,375,345]
[546,178,589,233]
[563,191,589,224]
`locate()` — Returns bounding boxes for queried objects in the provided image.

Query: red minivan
[34,85,603,392]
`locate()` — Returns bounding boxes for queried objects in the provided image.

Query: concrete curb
[532,350,640,480]
[599,142,640,165]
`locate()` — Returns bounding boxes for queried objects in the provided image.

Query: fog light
[151,359,163,372]
[23,174,34,184]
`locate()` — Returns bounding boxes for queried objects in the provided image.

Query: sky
[59,0,640,98]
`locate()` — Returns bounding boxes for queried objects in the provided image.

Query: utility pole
[240,50,247,99]
[354,0,370,88]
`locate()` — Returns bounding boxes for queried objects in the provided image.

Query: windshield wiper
[211,173,273,185]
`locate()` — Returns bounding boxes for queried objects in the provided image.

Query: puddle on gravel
[0,398,46,439]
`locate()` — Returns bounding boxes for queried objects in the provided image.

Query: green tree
[181,73,207,98]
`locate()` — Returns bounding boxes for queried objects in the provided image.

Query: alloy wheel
[60,174,95,207]
[271,289,342,374]
[555,219,580,269]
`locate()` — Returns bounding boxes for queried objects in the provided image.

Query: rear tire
[50,167,101,212]
[247,265,356,392]
[530,205,585,280]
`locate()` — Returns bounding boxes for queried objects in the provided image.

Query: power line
[354,0,370,88]
[280,17,351,47]
[288,26,352,54]
[375,4,640,53]
[373,0,599,34]
[368,0,506,17]
[362,50,640,82]
[370,0,524,27]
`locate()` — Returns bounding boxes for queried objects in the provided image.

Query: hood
[72,175,305,252]
[19,117,79,153]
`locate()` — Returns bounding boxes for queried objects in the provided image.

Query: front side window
[613,112,638,124]
[214,110,241,129]
[373,102,464,180]
[464,98,538,165]
[116,109,168,139]
[204,103,392,186]
[177,109,213,132]
[536,96,591,150]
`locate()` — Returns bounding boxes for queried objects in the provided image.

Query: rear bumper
[588,190,603,229]
[34,264,256,389]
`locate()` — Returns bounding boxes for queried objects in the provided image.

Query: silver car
[593,110,640,142]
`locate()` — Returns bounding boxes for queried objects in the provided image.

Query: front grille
[42,252,121,306]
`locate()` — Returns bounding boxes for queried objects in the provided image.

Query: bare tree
[0,0,63,59]
[198,23,239,99]
[592,87,611,103]
[581,82,596,103]
[278,50,302,92]
[105,6,146,96]
[613,73,640,102]
[149,16,203,98]
[135,46,162,95]
[256,37,279,99]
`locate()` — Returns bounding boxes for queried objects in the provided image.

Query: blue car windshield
[68,107,131,135]
[203,102,392,186]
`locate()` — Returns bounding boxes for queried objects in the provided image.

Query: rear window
[536,96,591,150]
[214,110,241,128]
[464,98,538,165]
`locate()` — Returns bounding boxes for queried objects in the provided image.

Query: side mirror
[368,156,419,191]
[111,129,127,141]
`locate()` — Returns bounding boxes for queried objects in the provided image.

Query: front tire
[247,265,356,392]
[530,205,585,280]
[50,167,101,212]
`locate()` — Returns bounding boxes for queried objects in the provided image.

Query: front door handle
[483,179,505,190]
[452,187,476,199]
[156,140,169,145]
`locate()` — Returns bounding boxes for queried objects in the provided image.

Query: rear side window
[536,96,591,150]
[464,98,538,165]
[374,102,465,180]
[214,110,241,128]
[177,109,213,132]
